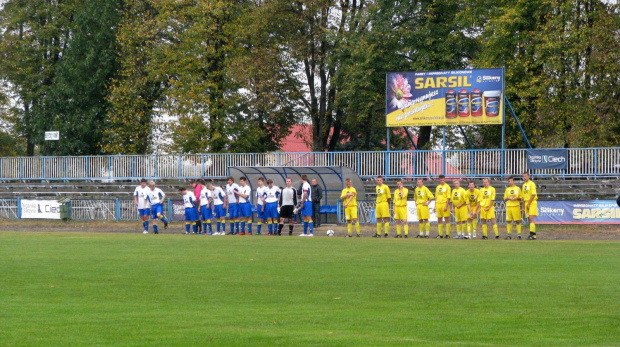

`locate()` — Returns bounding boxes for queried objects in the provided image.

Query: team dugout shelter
[227,166,365,223]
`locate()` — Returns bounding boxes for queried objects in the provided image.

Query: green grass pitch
[1,233,619,346]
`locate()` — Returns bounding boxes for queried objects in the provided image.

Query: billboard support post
[442,126,446,176]
[505,96,532,149]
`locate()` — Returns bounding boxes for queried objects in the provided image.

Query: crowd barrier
[0,148,619,181]
[2,198,618,225]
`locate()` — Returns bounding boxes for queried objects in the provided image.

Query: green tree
[0,0,122,156]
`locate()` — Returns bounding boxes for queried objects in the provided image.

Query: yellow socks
[355,222,360,234]
[419,223,424,235]
[396,224,401,235]
[482,224,488,237]
[530,223,536,232]
[404,224,408,236]
[384,223,389,235]
[493,224,499,236]
[507,223,512,235]
[438,224,444,236]
[426,222,430,235]
[517,224,522,235]
[446,224,451,236]
[376,223,382,235]
[347,223,352,235]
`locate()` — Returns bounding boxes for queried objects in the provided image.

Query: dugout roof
[227,166,364,205]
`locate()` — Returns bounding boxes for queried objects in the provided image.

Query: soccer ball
[326,230,334,237]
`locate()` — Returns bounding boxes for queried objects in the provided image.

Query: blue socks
[143,221,149,231]
[153,225,159,234]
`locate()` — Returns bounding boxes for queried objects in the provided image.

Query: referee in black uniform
[278,178,298,236]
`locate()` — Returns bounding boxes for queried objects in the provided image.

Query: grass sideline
[1,233,619,346]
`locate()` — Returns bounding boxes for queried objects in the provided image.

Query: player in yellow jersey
[374,176,392,237]
[522,172,538,240]
[414,178,434,238]
[435,174,452,238]
[340,178,360,237]
[503,176,523,239]
[479,178,499,239]
[451,179,468,239]
[392,179,409,238]
[463,181,481,239]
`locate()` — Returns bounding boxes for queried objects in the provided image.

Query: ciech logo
[543,155,566,163]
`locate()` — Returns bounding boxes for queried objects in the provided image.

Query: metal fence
[0,148,619,181]
[3,197,519,225]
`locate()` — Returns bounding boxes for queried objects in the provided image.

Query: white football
[326,230,335,237]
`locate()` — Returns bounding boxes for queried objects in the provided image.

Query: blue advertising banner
[526,149,568,170]
[537,200,620,224]
[385,68,504,127]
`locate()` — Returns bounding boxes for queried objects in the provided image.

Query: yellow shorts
[345,206,358,221]
[525,201,538,216]
[436,202,450,218]
[375,202,390,219]
[416,204,430,220]
[506,206,522,222]
[394,206,408,220]
[468,204,479,219]
[480,206,495,220]
[454,206,468,222]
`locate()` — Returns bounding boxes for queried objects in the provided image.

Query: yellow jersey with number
[479,186,496,208]
[522,181,537,202]
[503,186,522,207]
[435,183,451,204]
[340,187,357,207]
[393,188,409,207]
[463,188,481,207]
[414,186,434,205]
[375,184,391,204]
[451,187,467,206]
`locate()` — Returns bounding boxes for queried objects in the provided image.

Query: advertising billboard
[537,200,620,224]
[21,199,61,219]
[386,68,504,127]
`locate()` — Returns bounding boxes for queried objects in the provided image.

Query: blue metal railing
[0,148,618,181]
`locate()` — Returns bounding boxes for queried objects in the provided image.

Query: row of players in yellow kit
[340,173,538,239]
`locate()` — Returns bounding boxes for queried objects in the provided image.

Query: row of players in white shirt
[134,179,313,211]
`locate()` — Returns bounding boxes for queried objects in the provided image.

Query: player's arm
[426,188,434,205]
[301,190,308,207]
[134,191,139,206]
[293,189,298,206]
[159,191,166,204]
[278,188,285,208]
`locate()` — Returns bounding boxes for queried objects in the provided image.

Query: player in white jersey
[254,177,268,235]
[198,179,214,235]
[225,176,240,235]
[299,175,314,236]
[180,187,199,234]
[263,179,281,235]
[145,181,169,234]
[235,177,253,235]
[208,183,227,235]
[134,178,151,234]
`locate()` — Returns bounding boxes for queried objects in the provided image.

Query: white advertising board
[406,200,438,223]
[21,199,61,219]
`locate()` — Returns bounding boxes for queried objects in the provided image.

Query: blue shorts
[301,202,313,217]
[228,203,238,219]
[185,207,199,221]
[213,205,226,219]
[138,208,151,217]
[200,205,213,220]
[151,204,164,219]
[256,204,266,219]
[264,202,279,219]
[238,202,252,218]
